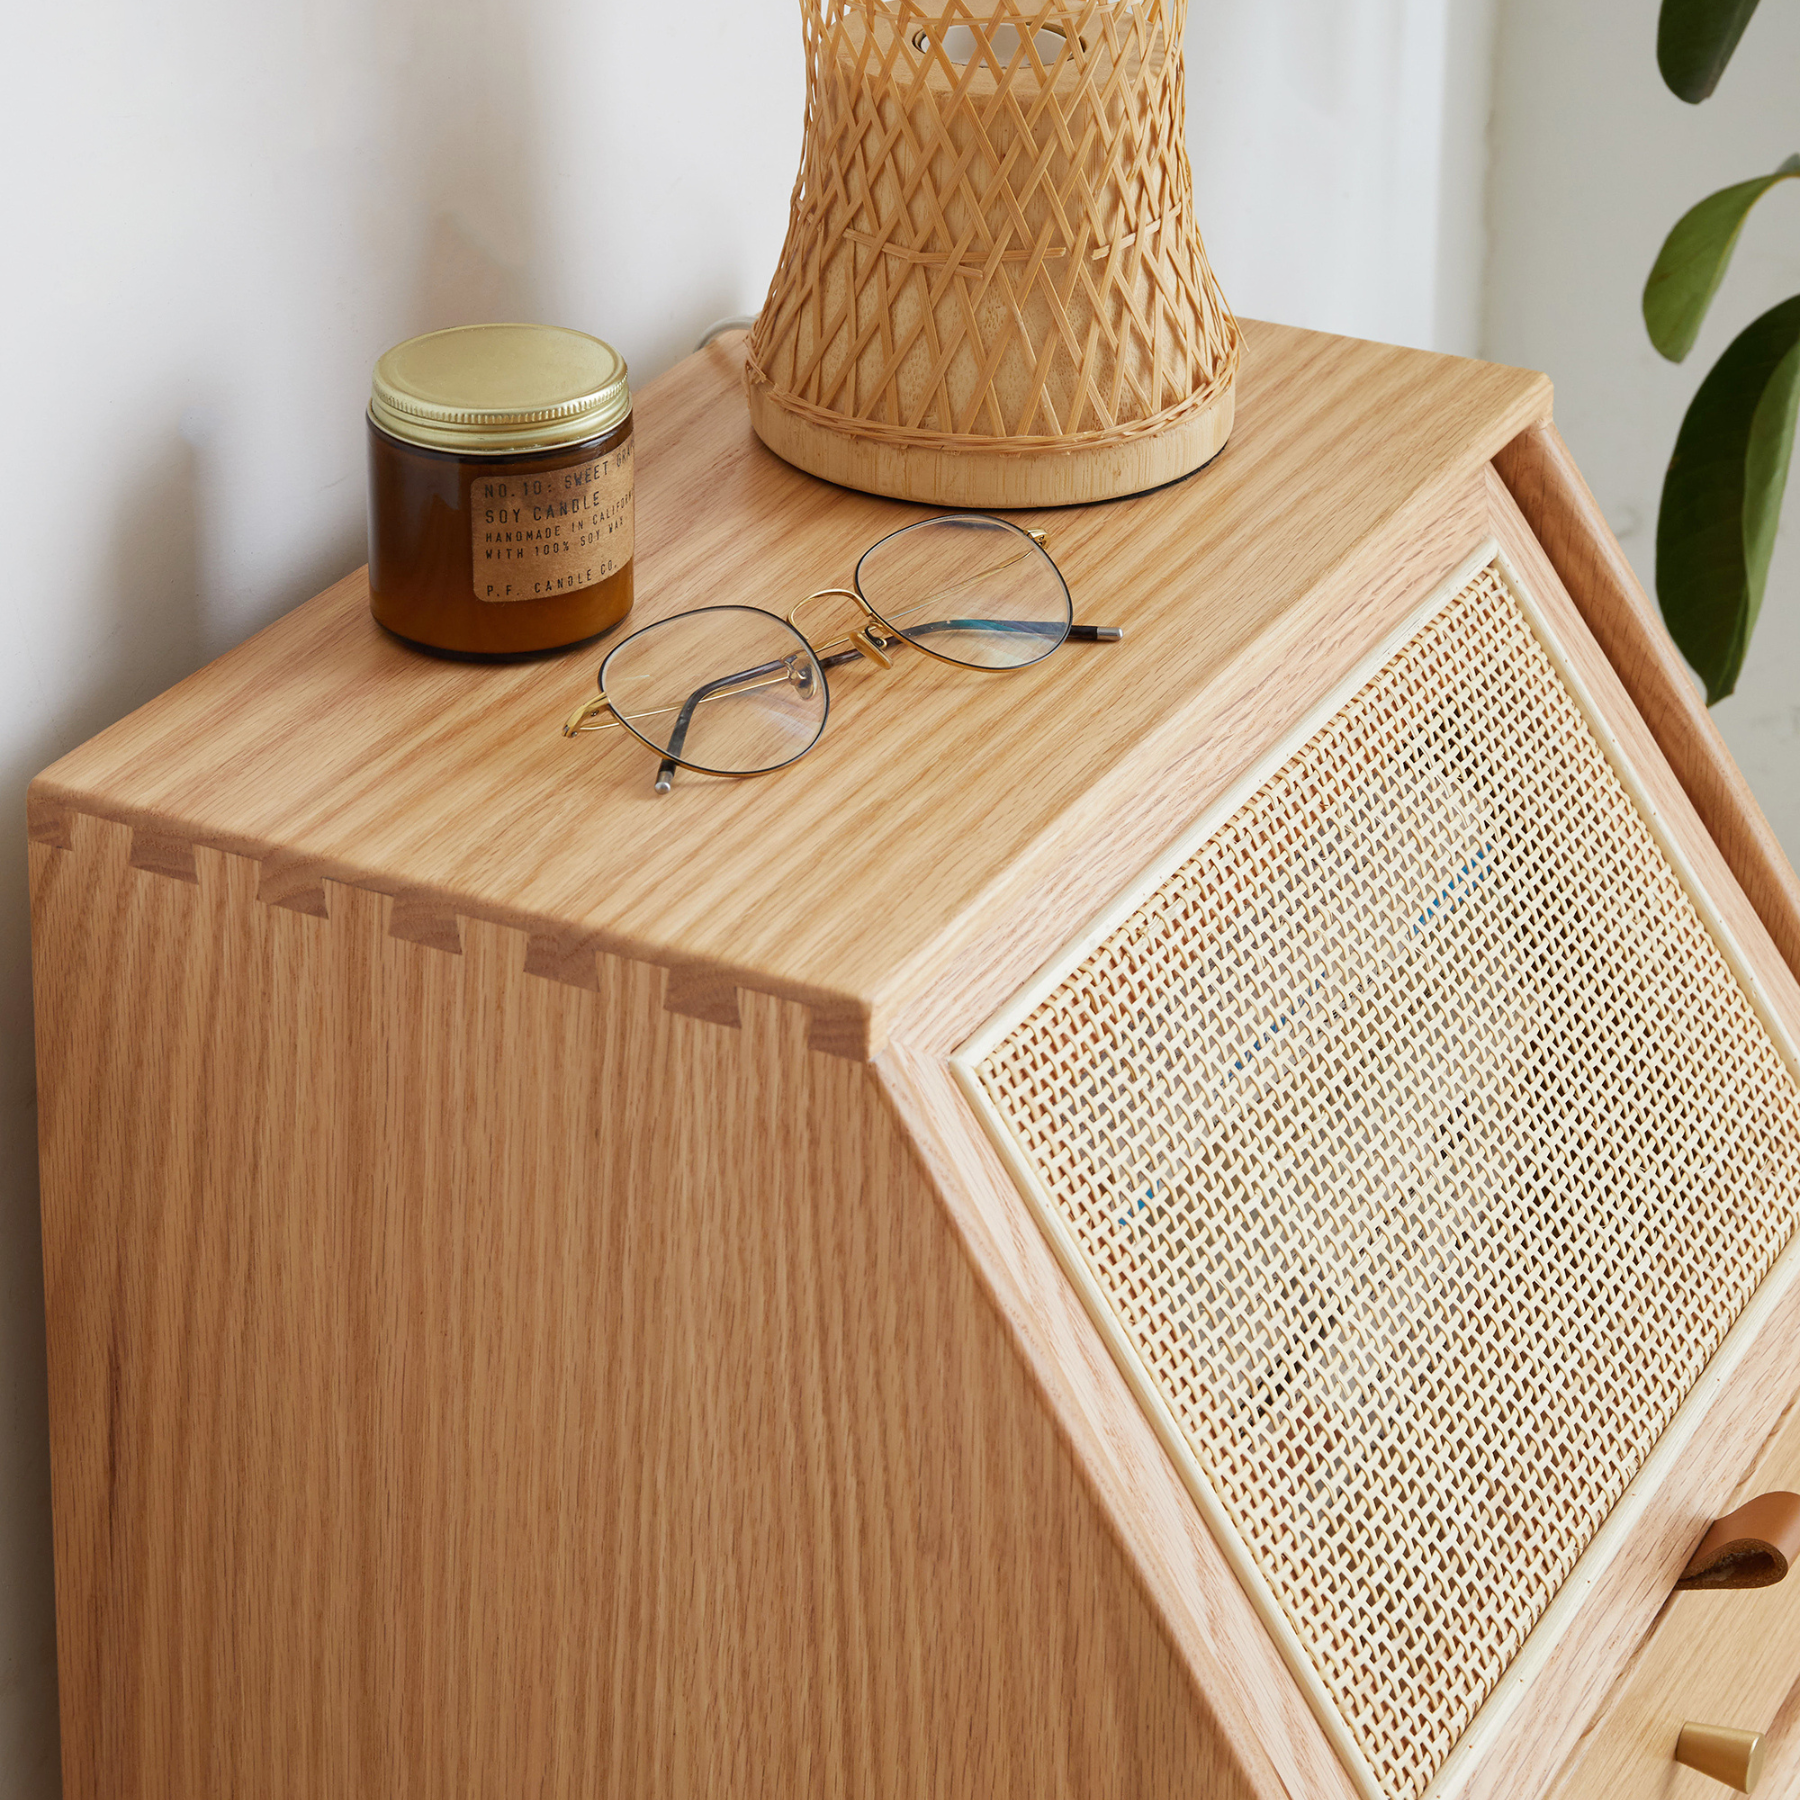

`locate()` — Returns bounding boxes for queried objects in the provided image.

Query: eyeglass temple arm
[651,618,1123,793]
[813,622,1116,672]
[563,693,613,735]
[656,653,795,793]
[896,618,1123,643]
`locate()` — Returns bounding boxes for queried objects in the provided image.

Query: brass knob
[1676,1722,1766,1792]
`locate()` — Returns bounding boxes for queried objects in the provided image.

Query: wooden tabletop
[30,321,1551,1057]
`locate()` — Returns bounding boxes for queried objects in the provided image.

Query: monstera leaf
[1658,296,1800,702]
[1658,0,1764,101]
[1646,156,1800,360]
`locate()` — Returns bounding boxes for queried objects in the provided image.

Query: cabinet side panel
[1493,422,1800,983]
[878,1041,1361,1800]
[31,816,1261,1800]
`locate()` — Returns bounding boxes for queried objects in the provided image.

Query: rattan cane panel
[972,564,1800,1800]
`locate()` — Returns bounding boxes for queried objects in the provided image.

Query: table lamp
[745,1,1240,506]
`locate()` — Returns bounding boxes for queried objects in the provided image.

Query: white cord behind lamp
[696,315,758,351]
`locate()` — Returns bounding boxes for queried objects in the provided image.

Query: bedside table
[31,324,1800,1800]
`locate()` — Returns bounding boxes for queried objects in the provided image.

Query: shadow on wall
[403,0,546,335]
[0,427,209,1797]
[416,209,542,329]
[2,3,566,1793]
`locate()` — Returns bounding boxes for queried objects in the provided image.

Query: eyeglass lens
[853,515,1073,670]
[599,605,827,777]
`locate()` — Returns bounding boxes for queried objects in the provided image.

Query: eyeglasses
[561,512,1122,793]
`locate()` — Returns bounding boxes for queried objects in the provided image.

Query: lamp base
[746,370,1236,510]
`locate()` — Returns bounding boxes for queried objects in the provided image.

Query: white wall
[0,5,1486,1793]
[0,6,804,1791]
[1189,0,1497,356]
[1486,0,1800,851]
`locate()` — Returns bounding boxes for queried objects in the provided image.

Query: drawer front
[955,544,1800,1800]
[1553,1396,1800,1797]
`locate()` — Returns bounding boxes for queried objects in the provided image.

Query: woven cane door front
[956,554,1800,1800]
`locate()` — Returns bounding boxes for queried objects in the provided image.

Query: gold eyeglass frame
[561,516,1120,791]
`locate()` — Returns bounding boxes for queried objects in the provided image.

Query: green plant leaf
[1645,155,1800,361]
[1658,0,1763,101]
[1657,296,1800,703]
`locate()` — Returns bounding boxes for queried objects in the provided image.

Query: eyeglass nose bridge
[788,587,895,670]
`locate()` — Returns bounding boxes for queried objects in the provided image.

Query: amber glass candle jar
[367,323,634,657]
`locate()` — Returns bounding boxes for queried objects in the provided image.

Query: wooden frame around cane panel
[31,323,1800,1800]
[952,536,1800,1800]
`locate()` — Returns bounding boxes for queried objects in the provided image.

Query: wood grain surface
[1548,1381,1800,1800]
[28,321,1552,1061]
[36,320,1800,1800]
[32,814,1267,1800]
[876,1039,1364,1800]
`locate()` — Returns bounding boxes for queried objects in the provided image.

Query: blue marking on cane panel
[1413,844,1495,938]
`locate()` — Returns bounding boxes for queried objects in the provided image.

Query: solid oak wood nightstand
[31,324,1800,1800]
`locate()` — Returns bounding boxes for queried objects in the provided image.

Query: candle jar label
[469,440,635,603]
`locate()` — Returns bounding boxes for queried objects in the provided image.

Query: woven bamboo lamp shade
[744,0,1240,507]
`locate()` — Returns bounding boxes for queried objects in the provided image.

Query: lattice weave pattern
[747,1,1239,451]
[975,565,1800,1800]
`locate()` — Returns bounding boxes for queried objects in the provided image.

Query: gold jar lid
[369,323,631,454]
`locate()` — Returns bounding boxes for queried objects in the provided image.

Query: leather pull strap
[1677,1493,1800,1591]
